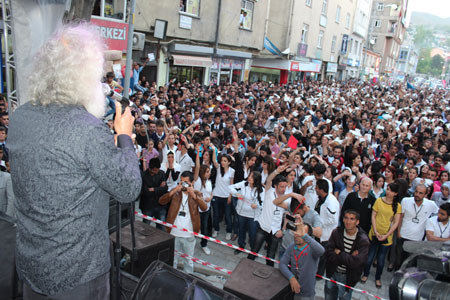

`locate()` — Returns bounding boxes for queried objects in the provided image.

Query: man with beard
[8,25,141,299]
[395,184,438,269]
[426,202,450,241]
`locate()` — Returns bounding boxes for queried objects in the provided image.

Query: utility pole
[123,0,136,98]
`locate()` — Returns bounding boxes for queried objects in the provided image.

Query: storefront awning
[172,55,212,67]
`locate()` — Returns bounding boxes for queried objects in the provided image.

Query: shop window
[93,0,126,21]
[240,0,254,30]
[180,0,200,16]
[169,66,204,84]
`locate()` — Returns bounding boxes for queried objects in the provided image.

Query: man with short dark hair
[300,163,332,208]
[315,179,340,276]
[280,216,325,300]
[395,184,439,269]
[159,171,206,273]
[324,210,370,300]
[248,165,290,266]
[140,158,168,229]
[426,202,450,241]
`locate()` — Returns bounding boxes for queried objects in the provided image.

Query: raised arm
[265,163,289,190]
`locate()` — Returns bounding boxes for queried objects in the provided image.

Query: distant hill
[410,12,450,27]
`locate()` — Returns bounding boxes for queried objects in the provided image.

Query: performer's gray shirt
[8,102,141,295]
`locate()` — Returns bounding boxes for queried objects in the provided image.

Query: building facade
[367,0,407,77]
[394,32,418,80]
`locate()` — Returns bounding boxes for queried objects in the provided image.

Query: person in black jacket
[324,210,370,300]
[340,177,375,234]
[140,158,168,229]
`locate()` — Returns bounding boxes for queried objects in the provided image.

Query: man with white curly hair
[8,24,141,299]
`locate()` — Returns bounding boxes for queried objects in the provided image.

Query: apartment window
[349,39,353,53]
[305,0,312,7]
[301,24,309,43]
[377,2,384,11]
[374,19,381,27]
[240,0,254,30]
[180,0,200,16]
[331,35,337,53]
[317,30,324,49]
[321,0,328,15]
[93,0,127,21]
[399,50,408,60]
[354,40,359,54]
[345,13,350,29]
[335,6,341,23]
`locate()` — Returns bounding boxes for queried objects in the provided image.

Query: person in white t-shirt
[315,178,340,276]
[212,153,235,240]
[176,140,195,174]
[229,171,265,253]
[159,171,207,274]
[194,149,213,255]
[248,164,292,267]
[161,133,178,164]
[395,184,439,270]
[300,163,332,209]
[425,202,450,241]
[161,151,181,191]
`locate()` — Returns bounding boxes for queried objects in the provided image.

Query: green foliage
[417,49,444,77]
[413,25,434,48]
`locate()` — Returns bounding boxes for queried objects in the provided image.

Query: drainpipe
[214,0,222,55]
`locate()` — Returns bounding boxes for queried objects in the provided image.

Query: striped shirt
[336,229,358,273]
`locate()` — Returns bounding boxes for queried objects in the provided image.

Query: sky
[407,0,450,20]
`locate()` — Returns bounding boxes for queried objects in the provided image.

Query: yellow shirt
[369,198,402,246]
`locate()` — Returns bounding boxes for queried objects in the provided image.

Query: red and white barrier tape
[174,250,385,300]
[136,211,386,300]
[136,211,279,264]
[174,250,233,275]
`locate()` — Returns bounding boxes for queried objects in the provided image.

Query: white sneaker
[202,246,211,255]
[226,233,232,240]
[212,230,218,238]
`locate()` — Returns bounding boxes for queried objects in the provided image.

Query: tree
[413,25,434,48]
[431,54,445,76]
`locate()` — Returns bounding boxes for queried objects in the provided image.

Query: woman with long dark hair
[261,155,276,184]
[229,171,264,253]
[361,182,402,289]
[194,148,213,255]
[243,151,257,180]
[212,152,234,240]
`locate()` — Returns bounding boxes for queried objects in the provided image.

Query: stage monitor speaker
[131,260,240,300]
[110,221,175,277]
[0,213,19,300]
[224,258,294,300]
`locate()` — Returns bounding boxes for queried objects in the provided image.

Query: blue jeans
[104,96,116,117]
[212,196,232,233]
[324,272,353,300]
[364,240,390,280]
[199,208,211,247]
[247,224,281,267]
[237,215,258,248]
[142,207,166,230]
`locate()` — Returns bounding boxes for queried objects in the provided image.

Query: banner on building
[264,37,282,56]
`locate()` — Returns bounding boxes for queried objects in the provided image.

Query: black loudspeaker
[131,261,240,300]
[110,221,175,277]
[0,213,19,300]
[108,200,131,234]
[224,258,294,300]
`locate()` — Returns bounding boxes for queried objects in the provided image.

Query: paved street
[137,215,392,299]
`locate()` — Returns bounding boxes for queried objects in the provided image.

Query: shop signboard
[91,17,128,52]
[327,62,338,73]
[290,61,321,73]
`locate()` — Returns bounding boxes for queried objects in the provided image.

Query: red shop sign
[91,17,129,52]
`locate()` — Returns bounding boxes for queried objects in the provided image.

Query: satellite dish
[370,39,376,45]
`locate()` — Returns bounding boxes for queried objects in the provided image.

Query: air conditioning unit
[132,32,146,51]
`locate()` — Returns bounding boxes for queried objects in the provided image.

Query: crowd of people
[110,75,450,299]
